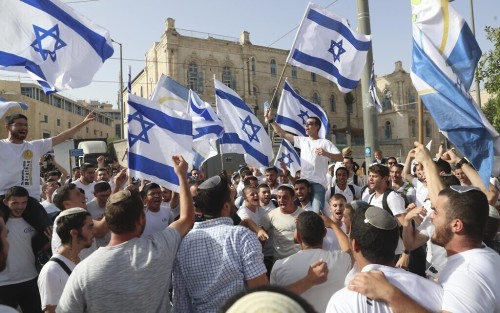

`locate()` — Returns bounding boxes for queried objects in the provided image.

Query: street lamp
[111,39,124,139]
[468,0,482,107]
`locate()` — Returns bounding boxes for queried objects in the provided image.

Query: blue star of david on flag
[128,111,155,147]
[328,39,346,62]
[30,24,67,62]
[298,109,310,124]
[240,115,261,143]
[278,152,294,168]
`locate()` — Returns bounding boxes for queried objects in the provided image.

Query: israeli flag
[0,98,28,119]
[276,79,329,139]
[369,63,383,113]
[127,93,193,192]
[411,0,500,186]
[189,89,224,165]
[287,3,371,93]
[0,0,113,93]
[274,139,301,177]
[215,78,274,169]
[150,75,189,112]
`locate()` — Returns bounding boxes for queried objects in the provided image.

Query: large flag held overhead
[127,93,193,192]
[150,75,189,112]
[410,0,500,186]
[276,79,329,138]
[0,98,28,119]
[274,139,301,177]
[369,63,383,113]
[287,2,371,93]
[189,90,224,166]
[0,0,114,93]
[215,78,274,170]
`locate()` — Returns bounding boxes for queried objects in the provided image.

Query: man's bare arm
[51,112,96,146]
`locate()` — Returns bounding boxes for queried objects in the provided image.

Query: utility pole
[356,0,378,168]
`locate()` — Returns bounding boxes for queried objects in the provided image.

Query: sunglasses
[305,122,316,126]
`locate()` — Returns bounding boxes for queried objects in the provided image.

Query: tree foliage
[482,95,500,131]
[477,26,500,96]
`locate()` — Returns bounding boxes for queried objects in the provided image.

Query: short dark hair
[5,114,27,125]
[242,186,257,198]
[392,163,404,171]
[277,184,295,197]
[243,176,258,186]
[72,166,80,172]
[56,211,91,245]
[330,193,347,202]
[195,175,231,217]
[42,179,61,193]
[94,181,111,193]
[438,187,488,243]
[265,167,278,174]
[294,179,310,188]
[435,158,452,174]
[350,206,399,264]
[257,183,270,191]
[141,183,161,198]
[4,186,29,201]
[335,167,349,176]
[296,211,325,247]
[105,190,144,234]
[368,164,389,177]
[440,175,460,188]
[80,163,95,172]
[387,157,397,163]
[307,116,322,130]
[53,183,78,211]
[240,170,252,177]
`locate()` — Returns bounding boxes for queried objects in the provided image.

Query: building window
[425,120,432,137]
[408,91,416,109]
[57,119,60,127]
[270,59,277,77]
[140,86,143,97]
[330,95,336,112]
[222,66,236,90]
[411,119,417,137]
[291,66,297,79]
[21,87,34,99]
[43,115,48,123]
[115,124,121,138]
[86,127,89,134]
[251,58,256,75]
[311,73,317,82]
[383,89,392,111]
[188,62,204,93]
[384,121,392,139]
[68,122,71,128]
[311,92,321,106]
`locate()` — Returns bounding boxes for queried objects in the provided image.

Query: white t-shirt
[86,199,111,248]
[0,218,38,286]
[141,206,172,239]
[41,200,60,215]
[237,205,267,225]
[52,215,97,260]
[411,177,428,207]
[394,182,416,205]
[0,138,52,199]
[72,180,96,203]
[327,264,443,313]
[271,249,351,313]
[326,184,362,204]
[37,253,76,310]
[322,225,347,252]
[416,204,447,276]
[294,136,340,186]
[261,207,304,260]
[439,247,500,312]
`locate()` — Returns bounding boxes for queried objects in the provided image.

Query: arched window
[411,119,417,137]
[270,59,277,77]
[384,121,392,139]
[383,89,392,110]
[251,58,256,75]
[291,66,297,79]
[312,92,321,106]
[188,62,204,93]
[330,94,336,112]
[311,72,317,82]
[222,66,235,89]
[425,120,432,137]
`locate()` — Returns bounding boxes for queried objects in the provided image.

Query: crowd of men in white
[0,112,498,313]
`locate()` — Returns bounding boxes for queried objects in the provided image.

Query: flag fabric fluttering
[0,0,114,93]
[369,63,383,113]
[410,0,499,186]
[274,139,301,177]
[215,78,274,170]
[150,75,189,112]
[276,79,329,138]
[0,98,28,119]
[286,2,371,93]
[127,93,193,192]
[188,89,224,165]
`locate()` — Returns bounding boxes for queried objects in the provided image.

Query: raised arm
[412,142,444,205]
[267,117,295,143]
[51,156,68,184]
[168,155,195,238]
[51,112,96,146]
[403,150,416,183]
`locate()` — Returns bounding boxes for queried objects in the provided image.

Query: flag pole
[267,64,288,119]
[418,95,424,144]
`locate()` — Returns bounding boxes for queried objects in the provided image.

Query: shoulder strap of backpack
[348,184,356,197]
[49,257,72,276]
[381,189,395,216]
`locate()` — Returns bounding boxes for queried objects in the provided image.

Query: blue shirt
[172,217,266,313]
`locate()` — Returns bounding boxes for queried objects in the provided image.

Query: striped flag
[287,3,371,93]
[274,139,301,177]
[369,63,383,112]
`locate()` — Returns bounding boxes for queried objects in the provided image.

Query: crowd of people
[0,111,499,313]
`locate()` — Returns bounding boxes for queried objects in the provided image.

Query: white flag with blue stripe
[150,75,189,112]
[215,78,274,169]
[411,0,500,185]
[127,93,193,192]
[189,89,224,165]
[0,98,28,119]
[274,139,301,177]
[369,63,383,113]
[0,0,114,93]
[286,3,371,93]
[276,79,329,139]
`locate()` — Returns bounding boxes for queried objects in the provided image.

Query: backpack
[329,184,357,200]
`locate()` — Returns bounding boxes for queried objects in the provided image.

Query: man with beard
[37,208,94,313]
[0,112,95,251]
[390,163,416,205]
[72,163,96,202]
[349,143,500,312]
[257,184,276,212]
[265,167,280,195]
[294,179,312,211]
[57,155,194,313]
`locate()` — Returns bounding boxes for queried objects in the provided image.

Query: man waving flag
[215,78,274,170]
[0,0,114,93]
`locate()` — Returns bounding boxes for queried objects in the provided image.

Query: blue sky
[2,0,498,106]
